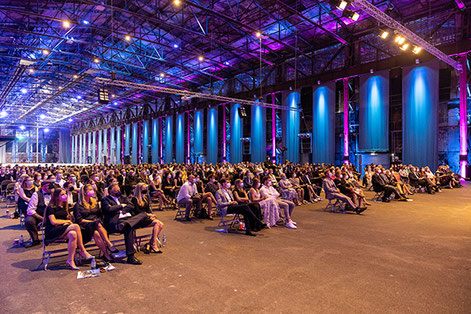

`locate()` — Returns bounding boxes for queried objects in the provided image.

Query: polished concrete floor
[1,184,470,313]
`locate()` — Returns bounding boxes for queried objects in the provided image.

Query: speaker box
[466,165,471,181]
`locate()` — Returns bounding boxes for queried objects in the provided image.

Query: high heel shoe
[142,243,150,254]
[149,246,163,254]
[66,261,80,270]
[80,252,95,260]
[108,245,119,254]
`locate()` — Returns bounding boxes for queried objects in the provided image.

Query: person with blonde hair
[73,184,118,263]
[131,183,164,254]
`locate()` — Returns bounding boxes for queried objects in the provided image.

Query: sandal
[149,246,163,254]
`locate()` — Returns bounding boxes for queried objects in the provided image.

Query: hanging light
[20,125,26,130]
[62,20,71,28]
[125,35,132,42]
[174,0,181,6]
[93,57,100,63]
[29,68,35,73]
[255,31,262,38]
[378,29,389,39]
[342,9,359,21]
[198,56,204,62]
[412,46,422,54]
[400,43,410,51]
[0,111,7,118]
[394,35,406,45]
[42,49,49,55]
[329,0,350,11]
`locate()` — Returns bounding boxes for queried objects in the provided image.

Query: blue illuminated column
[98,129,103,164]
[165,116,173,164]
[359,71,389,151]
[282,91,300,163]
[312,83,335,164]
[79,134,83,163]
[83,133,87,164]
[125,124,130,161]
[402,62,439,170]
[251,102,266,162]
[116,126,121,164]
[142,120,149,163]
[194,110,203,161]
[152,118,160,164]
[176,113,184,163]
[103,129,108,164]
[230,104,243,163]
[207,107,218,164]
[90,132,95,163]
[132,122,138,164]
[110,128,115,164]
[71,135,75,163]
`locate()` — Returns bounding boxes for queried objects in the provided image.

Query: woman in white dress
[249,178,280,228]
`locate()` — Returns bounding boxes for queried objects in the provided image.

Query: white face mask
[211,179,216,183]
[266,181,272,186]
[293,174,296,178]
[224,182,231,189]
[239,183,244,188]
[256,183,260,188]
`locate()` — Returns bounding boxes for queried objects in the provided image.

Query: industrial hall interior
[0,0,470,313]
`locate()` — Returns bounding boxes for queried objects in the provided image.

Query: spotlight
[173,0,181,5]
[112,94,116,98]
[29,68,34,73]
[378,29,389,39]
[173,44,179,48]
[238,106,247,118]
[93,57,100,63]
[224,61,229,66]
[394,35,405,45]
[329,0,350,11]
[42,49,49,55]
[255,31,262,38]
[0,110,7,118]
[58,86,63,90]
[40,114,46,119]
[317,80,321,85]
[113,101,118,106]
[68,118,73,122]
[198,56,204,62]
[73,75,78,79]
[343,9,359,21]
[400,43,410,51]
[370,69,374,74]
[412,46,422,54]
[63,20,71,28]
[125,35,131,42]
[77,96,82,100]
[44,128,50,133]
[20,125,26,130]
[20,88,27,94]
[415,59,420,64]
[83,20,90,25]
[160,72,165,77]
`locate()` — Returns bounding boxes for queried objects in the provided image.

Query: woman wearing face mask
[149,174,170,211]
[279,173,301,205]
[162,171,177,201]
[73,184,117,264]
[249,178,280,228]
[33,173,42,189]
[18,175,37,216]
[131,183,164,254]
[45,188,94,270]
[260,176,297,229]
[233,179,265,231]
[289,172,306,204]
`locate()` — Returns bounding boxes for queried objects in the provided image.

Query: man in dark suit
[409,167,433,193]
[101,183,150,265]
[372,168,406,202]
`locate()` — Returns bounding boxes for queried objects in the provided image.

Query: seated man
[372,168,407,201]
[408,167,433,194]
[101,183,152,265]
[24,181,54,248]
[322,170,366,214]
[176,175,200,221]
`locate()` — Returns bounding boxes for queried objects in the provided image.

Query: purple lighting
[222,104,227,163]
[343,78,349,164]
[455,0,465,9]
[271,93,276,161]
[459,55,468,177]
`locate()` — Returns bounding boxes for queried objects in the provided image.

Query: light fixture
[317,80,321,85]
[125,35,131,42]
[0,111,7,118]
[173,44,179,48]
[77,96,82,100]
[44,128,50,133]
[40,114,46,119]
[224,61,230,66]
[400,43,410,51]
[93,58,100,63]
[111,94,116,98]
[83,20,90,25]
[370,69,374,74]
[198,56,204,62]
[58,86,63,90]
[343,9,359,21]
[113,101,118,106]
[378,29,389,39]
[20,125,26,130]
[394,35,405,45]
[160,72,165,77]
[20,88,27,94]
[412,46,422,54]
[415,59,420,64]
[63,20,71,28]
[29,68,34,73]
[174,0,181,5]
[42,49,49,55]
[329,0,350,11]
[255,31,262,38]
[73,74,78,79]
[68,118,73,122]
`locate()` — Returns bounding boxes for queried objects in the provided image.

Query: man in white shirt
[24,181,54,247]
[176,175,200,221]
[260,176,297,229]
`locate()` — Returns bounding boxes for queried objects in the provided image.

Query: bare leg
[96,223,113,249]
[69,224,91,258]
[150,220,164,250]
[93,231,111,260]
[66,230,78,268]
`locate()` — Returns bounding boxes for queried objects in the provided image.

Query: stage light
[379,30,389,39]
[40,114,46,119]
[77,96,82,100]
[125,35,131,42]
[83,20,90,25]
[73,74,78,79]
[68,118,73,122]
[370,69,374,74]
[343,9,359,21]
[29,68,34,73]
[98,88,110,104]
[415,59,420,64]
[42,49,49,55]
[329,0,350,11]
[255,31,262,38]
[174,0,181,5]
[160,72,165,77]
[412,46,422,54]
[20,125,26,130]
[400,43,409,51]
[58,86,63,90]
[198,56,204,62]
[394,35,405,45]
[113,101,118,106]
[93,58,100,63]
[0,111,7,118]
[224,61,229,66]
[44,128,50,133]
[63,20,71,28]
[173,43,179,48]
[20,88,27,94]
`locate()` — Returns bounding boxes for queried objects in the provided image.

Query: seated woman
[45,188,94,270]
[131,183,164,254]
[260,176,297,229]
[279,173,300,205]
[233,179,265,231]
[193,175,216,219]
[390,170,413,196]
[161,171,177,202]
[149,174,170,211]
[73,185,118,263]
[288,172,306,204]
[18,175,36,216]
[249,178,279,228]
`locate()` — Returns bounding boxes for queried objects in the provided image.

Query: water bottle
[162,234,166,247]
[19,235,24,246]
[6,210,9,217]
[20,214,25,227]
[239,221,246,230]
[91,257,96,270]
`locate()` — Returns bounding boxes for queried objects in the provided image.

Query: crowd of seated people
[0,159,464,265]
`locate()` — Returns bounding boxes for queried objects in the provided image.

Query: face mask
[87,190,95,198]
[211,179,215,183]
[114,191,122,198]
[71,177,76,182]
[224,182,231,189]
[196,178,200,182]
[256,183,260,188]
[266,181,272,186]
[293,174,296,178]
[239,183,244,188]
[142,190,148,194]
[59,194,68,202]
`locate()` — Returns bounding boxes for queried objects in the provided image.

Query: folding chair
[323,198,346,213]
[5,183,16,208]
[174,202,194,221]
[372,190,385,202]
[215,208,242,233]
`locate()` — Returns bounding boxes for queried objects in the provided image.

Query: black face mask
[142,190,148,194]
[113,191,122,198]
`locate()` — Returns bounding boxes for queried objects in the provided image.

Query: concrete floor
[1,184,470,314]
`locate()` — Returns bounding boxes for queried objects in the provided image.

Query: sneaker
[286,222,297,229]
[290,220,297,225]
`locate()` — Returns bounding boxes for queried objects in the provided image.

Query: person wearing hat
[24,180,55,248]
